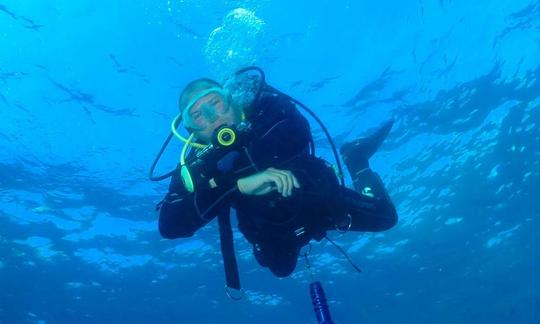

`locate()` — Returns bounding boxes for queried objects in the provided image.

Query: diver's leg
[340,119,394,176]
[253,243,268,267]
[338,172,397,232]
[338,119,398,232]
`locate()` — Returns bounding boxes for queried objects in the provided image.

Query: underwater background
[1,0,539,323]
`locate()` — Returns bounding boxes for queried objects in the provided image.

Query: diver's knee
[380,207,398,230]
[158,224,178,239]
[269,265,295,278]
[267,250,298,278]
[158,218,194,239]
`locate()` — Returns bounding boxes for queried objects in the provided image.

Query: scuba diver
[151,67,398,288]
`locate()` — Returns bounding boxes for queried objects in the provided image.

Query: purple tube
[310,281,334,324]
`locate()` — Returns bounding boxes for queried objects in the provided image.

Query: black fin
[340,119,394,171]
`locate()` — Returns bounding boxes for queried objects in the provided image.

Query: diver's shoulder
[250,91,298,119]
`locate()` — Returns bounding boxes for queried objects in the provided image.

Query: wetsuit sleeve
[158,166,237,239]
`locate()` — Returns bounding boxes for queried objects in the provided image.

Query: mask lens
[182,90,228,131]
[199,103,220,124]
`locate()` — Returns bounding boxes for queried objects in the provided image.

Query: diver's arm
[237,167,300,197]
[158,167,236,239]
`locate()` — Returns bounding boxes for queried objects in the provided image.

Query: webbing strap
[217,209,241,290]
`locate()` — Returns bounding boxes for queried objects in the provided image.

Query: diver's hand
[237,168,300,197]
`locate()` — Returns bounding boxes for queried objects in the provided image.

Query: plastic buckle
[335,214,352,233]
[225,286,244,301]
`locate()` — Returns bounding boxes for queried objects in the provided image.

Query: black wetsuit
[158,92,398,277]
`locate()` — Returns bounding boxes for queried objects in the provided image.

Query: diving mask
[181,88,231,132]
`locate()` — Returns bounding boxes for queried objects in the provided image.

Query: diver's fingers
[281,170,300,192]
[266,169,289,196]
[292,174,300,188]
[267,168,291,196]
[277,170,293,197]
[274,168,297,196]
[268,168,294,196]
[266,172,285,194]
[285,171,294,196]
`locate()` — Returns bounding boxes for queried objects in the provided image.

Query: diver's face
[187,93,239,143]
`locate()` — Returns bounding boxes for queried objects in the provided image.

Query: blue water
[1,1,539,323]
